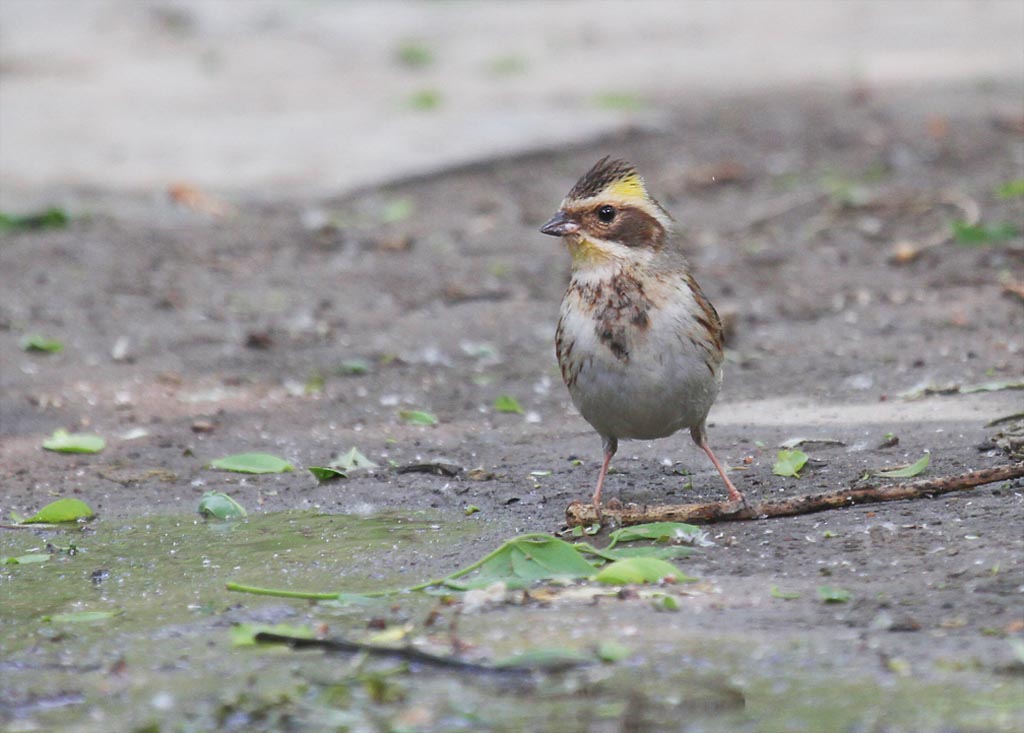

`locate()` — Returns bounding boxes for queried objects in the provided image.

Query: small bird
[541,157,745,510]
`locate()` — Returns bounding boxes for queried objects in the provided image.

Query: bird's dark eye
[597,205,616,223]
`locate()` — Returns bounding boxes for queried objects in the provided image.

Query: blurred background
[1,0,1021,210]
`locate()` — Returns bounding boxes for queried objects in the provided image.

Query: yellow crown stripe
[607,173,647,201]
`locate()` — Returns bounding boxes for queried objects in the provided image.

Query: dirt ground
[2,83,1023,731]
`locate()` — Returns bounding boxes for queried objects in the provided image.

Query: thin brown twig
[565,463,1024,527]
[253,632,586,674]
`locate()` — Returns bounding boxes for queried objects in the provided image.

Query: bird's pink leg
[592,448,613,509]
[699,440,746,504]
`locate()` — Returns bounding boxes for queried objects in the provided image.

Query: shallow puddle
[2,512,1021,732]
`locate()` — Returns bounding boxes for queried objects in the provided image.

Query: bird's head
[540,157,672,265]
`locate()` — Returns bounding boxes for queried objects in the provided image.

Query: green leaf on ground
[771,586,801,600]
[995,179,1024,199]
[42,429,105,454]
[336,358,371,376]
[231,623,315,647]
[45,610,120,623]
[607,522,703,548]
[597,546,695,561]
[395,41,433,69]
[408,89,441,110]
[21,498,95,524]
[308,466,347,482]
[304,370,324,394]
[817,586,852,603]
[20,334,64,353]
[951,220,1019,245]
[874,452,930,478]
[493,395,524,414]
[399,410,438,426]
[0,207,69,232]
[444,534,597,590]
[488,55,527,76]
[773,449,808,478]
[595,557,693,585]
[653,594,681,612]
[596,641,632,663]
[593,92,645,110]
[2,553,51,565]
[330,447,378,471]
[198,491,247,519]
[209,453,293,474]
[380,198,414,223]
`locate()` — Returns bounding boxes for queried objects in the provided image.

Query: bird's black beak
[540,211,579,237]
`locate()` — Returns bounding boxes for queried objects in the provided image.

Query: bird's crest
[567,157,648,203]
[564,157,672,233]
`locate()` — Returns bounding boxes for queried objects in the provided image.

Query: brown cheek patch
[606,208,665,248]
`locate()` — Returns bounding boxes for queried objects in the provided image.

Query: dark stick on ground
[253,632,587,674]
[565,463,1024,527]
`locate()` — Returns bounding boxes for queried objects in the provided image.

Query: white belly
[561,296,722,441]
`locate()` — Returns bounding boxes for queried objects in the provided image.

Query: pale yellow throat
[567,237,613,265]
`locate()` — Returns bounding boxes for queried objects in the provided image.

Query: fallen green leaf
[408,89,441,110]
[464,505,480,516]
[817,586,852,603]
[593,92,645,110]
[20,334,64,353]
[875,452,930,478]
[380,198,414,224]
[773,449,808,478]
[2,553,51,565]
[395,41,433,69]
[951,219,1019,245]
[330,447,378,471]
[45,610,120,623]
[653,594,681,612]
[308,466,347,482]
[0,206,69,232]
[493,395,524,414]
[596,641,631,663]
[304,370,324,394]
[444,534,597,590]
[488,55,527,76]
[336,358,371,376]
[209,453,293,474]
[771,586,801,600]
[995,179,1024,198]
[399,410,438,426]
[597,546,695,561]
[197,491,247,520]
[595,557,692,585]
[231,622,315,647]
[606,522,702,548]
[996,179,1024,198]
[42,429,104,454]
[21,498,95,524]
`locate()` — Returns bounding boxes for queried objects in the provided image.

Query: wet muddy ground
[2,84,1023,731]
